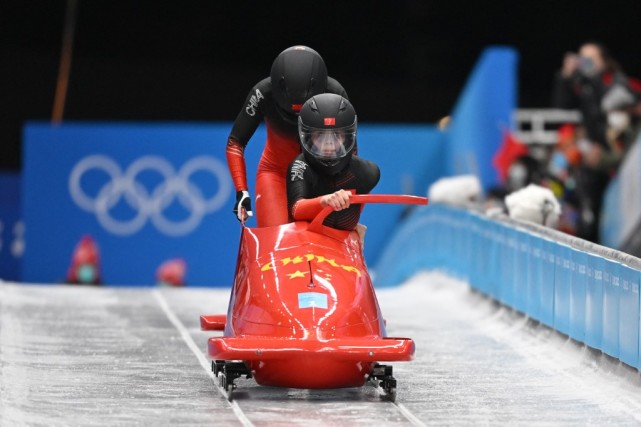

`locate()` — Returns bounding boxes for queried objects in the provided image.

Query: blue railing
[374,203,641,371]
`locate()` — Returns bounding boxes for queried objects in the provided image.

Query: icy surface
[1,272,641,426]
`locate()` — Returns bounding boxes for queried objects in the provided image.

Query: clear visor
[298,118,357,160]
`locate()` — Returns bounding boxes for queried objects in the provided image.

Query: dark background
[2,0,640,170]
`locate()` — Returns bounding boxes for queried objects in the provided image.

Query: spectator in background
[547,124,582,235]
[487,131,549,218]
[504,154,545,194]
[583,84,641,174]
[156,258,186,287]
[66,235,102,285]
[553,42,628,145]
[551,42,640,242]
[485,154,549,220]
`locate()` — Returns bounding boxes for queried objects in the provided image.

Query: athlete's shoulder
[252,77,272,92]
[242,77,272,117]
[327,77,348,99]
[352,156,380,186]
[288,155,311,182]
[352,156,379,170]
[247,77,272,100]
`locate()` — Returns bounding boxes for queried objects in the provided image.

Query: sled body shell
[204,195,427,389]
[208,221,413,388]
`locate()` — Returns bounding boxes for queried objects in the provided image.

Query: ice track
[1,272,641,426]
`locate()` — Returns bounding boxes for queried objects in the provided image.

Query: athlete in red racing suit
[226,45,348,227]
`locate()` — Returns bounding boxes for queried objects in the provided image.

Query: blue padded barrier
[554,244,573,336]
[539,238,556,328]
[479,218,495,298]
[460,209,474,281]
[570,250,588,343]
[602,261,621,358]
[513,229,530,314]
[526,233,543,321]
[500,226,517,307]
[438,207,454,274]
[374,203,641,371]
[468,214,481,288]
[473,213,492,296]
[493,220,507,301]
[585,254,605,350]
[619,265,640,367]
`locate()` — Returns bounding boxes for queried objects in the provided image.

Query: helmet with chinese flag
[298,93,357,176]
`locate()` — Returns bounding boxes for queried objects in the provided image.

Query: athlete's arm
[226,80,269,192]
[290,190,351,221]
[226,138,248,191]
[226,80,270,221]
[287,159,319,220]
[287,158,353,221]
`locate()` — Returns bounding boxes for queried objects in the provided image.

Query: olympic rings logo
[69,155,232,236]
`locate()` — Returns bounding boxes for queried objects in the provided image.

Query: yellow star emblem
[287,270,309,279]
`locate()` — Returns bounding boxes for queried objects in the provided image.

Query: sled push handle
[308,194,428,234]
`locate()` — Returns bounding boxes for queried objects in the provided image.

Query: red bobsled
[201,194,427,400]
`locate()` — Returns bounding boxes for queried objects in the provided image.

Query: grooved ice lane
[1,272,640,425]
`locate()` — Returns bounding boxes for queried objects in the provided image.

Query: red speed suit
[226,77,347,227]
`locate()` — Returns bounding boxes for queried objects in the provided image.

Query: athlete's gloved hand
[233,190,253,222]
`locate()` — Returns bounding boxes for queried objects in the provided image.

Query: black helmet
[271,46,328,124]
[298,93,357,176]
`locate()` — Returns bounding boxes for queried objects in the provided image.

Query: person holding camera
[552,42,641,242]
[552,42,630,146]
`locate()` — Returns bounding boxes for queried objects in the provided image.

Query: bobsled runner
[201,194,428,400]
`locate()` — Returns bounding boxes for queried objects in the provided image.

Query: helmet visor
[299,118,357,161]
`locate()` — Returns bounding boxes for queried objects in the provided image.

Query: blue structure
[447,47,518,190]
[374,203,641,371]
[22,123,243,286]
[13,46,516,284]
[0,173,22,280]
[20,122,445,285]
